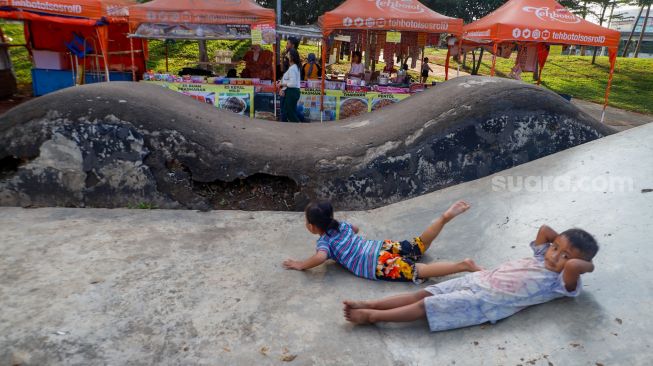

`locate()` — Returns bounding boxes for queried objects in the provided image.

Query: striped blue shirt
[316,221,382,280]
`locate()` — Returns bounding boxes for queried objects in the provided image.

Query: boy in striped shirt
[283,200,481,283]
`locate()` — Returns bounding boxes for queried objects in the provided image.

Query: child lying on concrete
[283,200,481,282]
[344,225,598,331]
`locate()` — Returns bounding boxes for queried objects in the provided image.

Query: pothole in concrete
[193,173,302,211]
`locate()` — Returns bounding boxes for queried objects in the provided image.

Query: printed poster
[145,81,255,118]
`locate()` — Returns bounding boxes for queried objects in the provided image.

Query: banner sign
[146,81,254,118]
[386,31,401,43]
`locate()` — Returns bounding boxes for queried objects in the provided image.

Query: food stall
[316,0,463,121]
[460,0,620,122]
[0,0,146,96]
[129,0,278,120]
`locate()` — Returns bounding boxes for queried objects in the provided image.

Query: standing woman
[279,48,302,122]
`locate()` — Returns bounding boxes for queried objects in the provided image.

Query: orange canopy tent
[460,0,621,121]
[0,0,146,89]
[129,0,275,35]
[317,0,463,120]
[320,0,463,36]
[128,0,277,114]
[128,0,276,72]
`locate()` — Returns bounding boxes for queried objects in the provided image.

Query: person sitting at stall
[226,68,238,78]
[243,44,273,80]
[346,51,365,81]
[383,60,397,76]
[396,64,411,85]
[302,53,322,80]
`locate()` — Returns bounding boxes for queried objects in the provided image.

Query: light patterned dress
[423,242,582,332]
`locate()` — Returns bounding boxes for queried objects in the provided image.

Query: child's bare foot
[345,308,374,325]
[343,300,373,310]
[443,200,471,222]
[462,258,483,272]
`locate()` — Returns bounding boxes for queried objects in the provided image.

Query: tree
[419,0,509,23]
[623,1,649,57]
[255,0,516,25]
[634,2,652,57]
[590,0,619,64]
[256,0,343,25]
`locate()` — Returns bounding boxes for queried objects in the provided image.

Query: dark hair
[287,36,300,50]
[226,68,237,78]
[352,51,362,63]
[423,57,429,62]
[561,228,599,260]
[305,200,340,233]
[402,63,409,70]
[287,48,301,66]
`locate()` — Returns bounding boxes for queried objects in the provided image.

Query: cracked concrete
[1,123,651,365]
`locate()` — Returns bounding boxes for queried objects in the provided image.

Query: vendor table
[142,80,414,122]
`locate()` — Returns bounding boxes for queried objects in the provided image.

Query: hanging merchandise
[417,33,427,48]
[384,42,396,63]
[496,43,515,58]
[510,44,538,79]
[427,33,440,46]
[521,44,538,72]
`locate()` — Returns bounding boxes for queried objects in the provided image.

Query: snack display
[220,96,248,115]
[340,98,368,119]
[371,98,398,111]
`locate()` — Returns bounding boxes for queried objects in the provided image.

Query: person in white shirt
[279,48,302,122]
[347,51,365,80]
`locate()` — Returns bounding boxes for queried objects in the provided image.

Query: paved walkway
[1,123,652,365]
[571,99,653,131]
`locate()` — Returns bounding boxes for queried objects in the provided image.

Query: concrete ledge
[0,77,614,210]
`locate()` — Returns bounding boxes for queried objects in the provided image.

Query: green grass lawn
[1,21,32,93]
[425,48,653,114]
[3,19,651,114]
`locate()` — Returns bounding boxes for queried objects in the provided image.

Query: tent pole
[128,25,136,82]
[273,42,277,119]
[320,36,327,123]
[491,43,498,77]
[457,38,462,77]
[536,44,542,85]
[444,45,450,81]
[96,27,110,82]
[165,42,169,72]
[602,48,617,123]
[420,45,425,83]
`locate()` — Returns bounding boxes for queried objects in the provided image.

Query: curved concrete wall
[0,77,614,210]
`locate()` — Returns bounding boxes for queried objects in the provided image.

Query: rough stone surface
[1,123,651,365]
[0,77,614,210]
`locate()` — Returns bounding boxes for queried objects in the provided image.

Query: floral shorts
[375,237,426,283]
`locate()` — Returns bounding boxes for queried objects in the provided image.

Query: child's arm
[563,259,594,292]
[283,251,328,271]
[427,65,433,72]
[352,225,360,234]
[535,225,559,244]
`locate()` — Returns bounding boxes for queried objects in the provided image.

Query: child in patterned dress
[343,225,598,331]
[283,200,482,282]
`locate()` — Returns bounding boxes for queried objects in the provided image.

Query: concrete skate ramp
[1,123,650,365]
[0,77,613,210]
